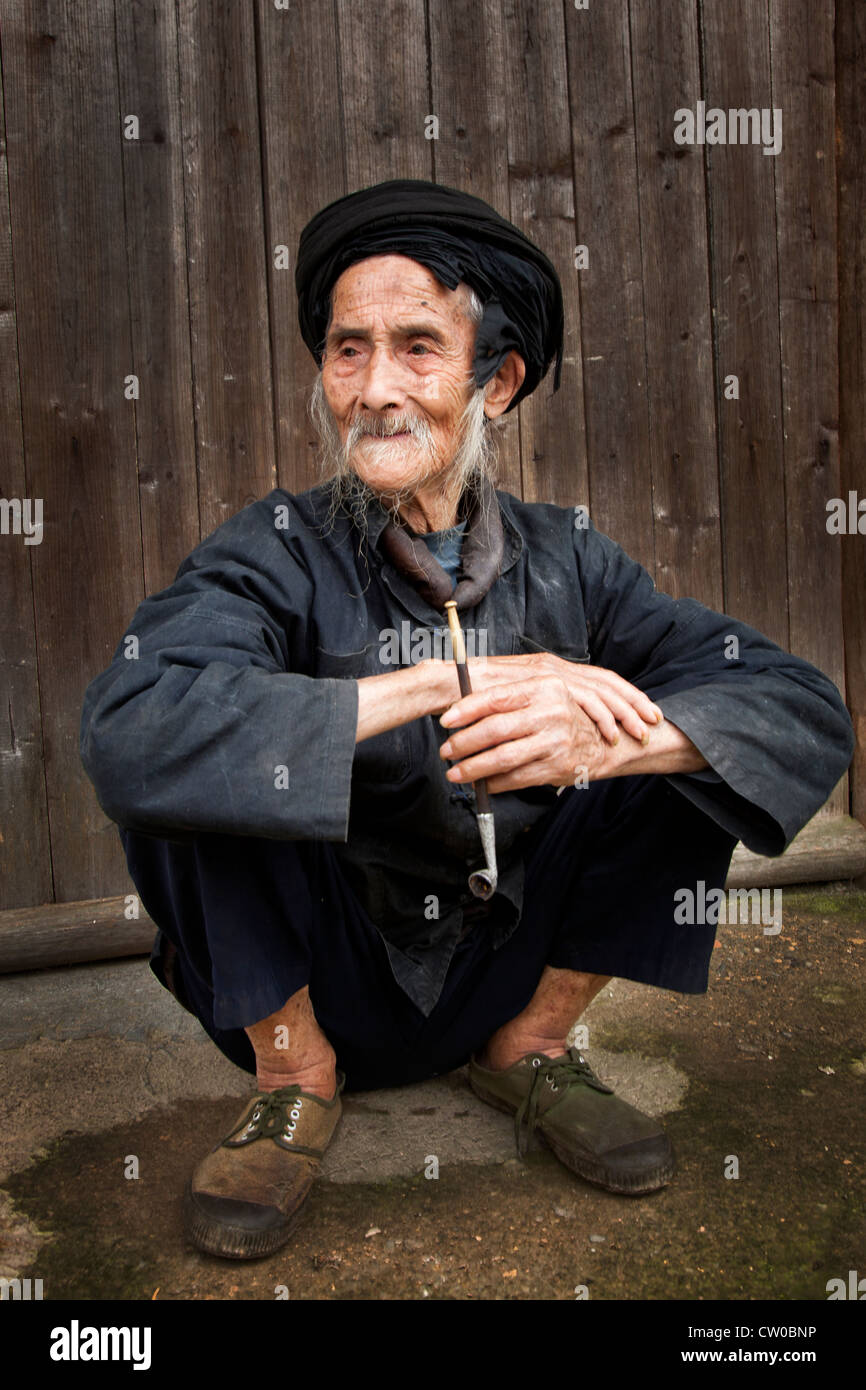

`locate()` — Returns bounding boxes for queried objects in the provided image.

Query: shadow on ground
[1,885,864,1300]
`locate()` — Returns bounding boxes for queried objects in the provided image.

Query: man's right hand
[463,652,664,746]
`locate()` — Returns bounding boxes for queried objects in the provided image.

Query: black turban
[295,179,564,412]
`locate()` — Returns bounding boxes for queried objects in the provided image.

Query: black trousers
[120,776,737,1092]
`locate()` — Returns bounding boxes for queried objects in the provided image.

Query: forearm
[356,658,459,743]
[592,716,707,780]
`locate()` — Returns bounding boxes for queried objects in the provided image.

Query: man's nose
[359,345,408,413]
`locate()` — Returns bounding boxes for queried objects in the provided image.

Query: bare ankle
[254,1040,338,1099]
[255,1056,337,1100]
[478,1033,568,1072]
[245,987,337,1098]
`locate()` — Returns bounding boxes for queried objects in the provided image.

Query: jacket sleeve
[79,498,358,841]
[575,521,855,855]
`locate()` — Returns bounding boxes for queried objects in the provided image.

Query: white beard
[308,374,499,529]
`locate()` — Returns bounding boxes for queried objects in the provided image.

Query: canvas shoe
[183,1076,344,1259]
[469,1047,674,1194]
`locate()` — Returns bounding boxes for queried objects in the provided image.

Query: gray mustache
[349,417,432,441]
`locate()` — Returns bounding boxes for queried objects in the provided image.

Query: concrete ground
[1,884,863,1301]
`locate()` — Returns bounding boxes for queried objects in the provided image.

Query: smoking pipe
[443,600,498,900]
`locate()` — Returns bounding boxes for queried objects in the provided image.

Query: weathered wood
[327,0,434,513]
[564,0,655,574]
[1,1,145,902]
[768,1,846,817]
[0,0,858,921]
[114,0,200,595]
[255,0,345,496]
[726,815,866,889]
[0,54,52,911]
[335,0,429,189]
[500,0,587,511]
[176,0,276,537]
[0,896,155,975]
[58,2,211,903]
[428,0,522,498]
[701,0,787,642]
[629,3,722,609]
[837,0,866,825]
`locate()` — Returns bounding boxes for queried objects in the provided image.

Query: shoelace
[229,1086,306,1146]
[514,1053,613,1157]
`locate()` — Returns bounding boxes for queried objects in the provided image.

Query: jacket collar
[338,473,522,615]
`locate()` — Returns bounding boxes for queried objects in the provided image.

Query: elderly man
[80,179,854,1261]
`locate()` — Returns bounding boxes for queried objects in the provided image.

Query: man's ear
[482,351,526,418]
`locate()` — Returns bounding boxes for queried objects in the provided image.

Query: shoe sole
[468,1075,675,1196]
[182,1180,309,1261]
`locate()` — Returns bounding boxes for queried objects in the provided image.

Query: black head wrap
[295,179,564,412]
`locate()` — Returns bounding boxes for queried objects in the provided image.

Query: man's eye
[409,343,430,355]
[339,346,359,358]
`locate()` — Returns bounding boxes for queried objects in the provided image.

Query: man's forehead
[330,254,466,320]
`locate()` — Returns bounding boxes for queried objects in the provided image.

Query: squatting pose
[81,180,853,1259]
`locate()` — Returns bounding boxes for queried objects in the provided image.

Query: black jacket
[80,483,855,1014]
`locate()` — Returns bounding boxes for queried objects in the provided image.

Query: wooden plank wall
[0,49,52,909]
[0,0,858,912]
[837,0,866,825]
[2,1,145,909]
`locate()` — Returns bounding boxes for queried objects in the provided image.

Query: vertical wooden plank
[837,0,866,825]
[427,0,522,498]
[0,52,53,910]
[273,0,430,493]
[256,0,345,496]
[176,0,276,536]
[700,0,787,639]
[1,0,145,901]
[114,0,200,594]
[335,0,430,189]
[769,0,846,816]
[629,2,723,609]
[564,0,655,572]
[499,0,586,510]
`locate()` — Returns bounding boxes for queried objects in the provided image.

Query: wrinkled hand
[439,671,632,794]
[463,651,663,746]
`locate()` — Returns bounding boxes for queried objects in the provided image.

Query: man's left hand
[438,670,707,792]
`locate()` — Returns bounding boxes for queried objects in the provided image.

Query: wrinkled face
[319,254,479,497]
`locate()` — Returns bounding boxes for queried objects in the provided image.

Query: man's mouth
[361,430,413,441]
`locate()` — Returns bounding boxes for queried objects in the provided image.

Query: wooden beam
[725,815,866,888]
[0,896,155,975]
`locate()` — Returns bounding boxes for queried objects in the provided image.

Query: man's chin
[348,440,430,494]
